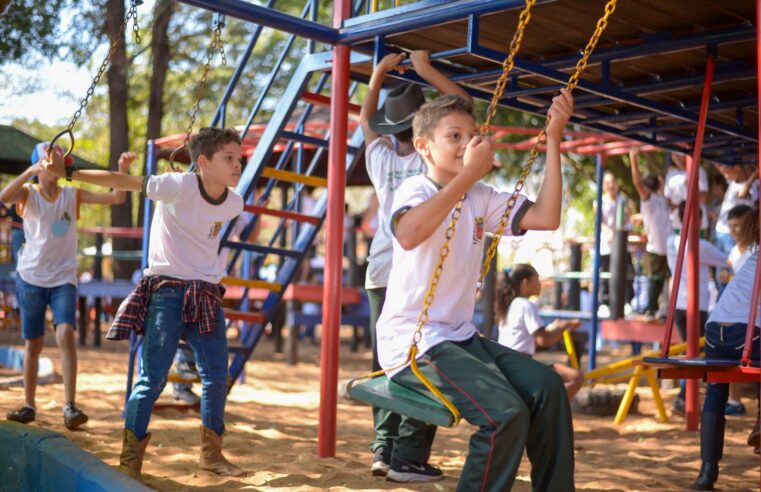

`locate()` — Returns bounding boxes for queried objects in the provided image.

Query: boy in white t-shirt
[43,127,245,481]
[360,50,473,480]
[630,150,672,317]
[1,143,131,430]
[664,152,709,232]
[713,163,758,253]
[378,91,575,490]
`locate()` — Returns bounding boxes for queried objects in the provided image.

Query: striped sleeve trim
[511,199,534,236]
[390,206,412,237]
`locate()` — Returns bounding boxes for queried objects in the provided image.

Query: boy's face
[199,141,242,188]
[415,111,477,179]
[37,168,59,187]
[603,173,618,195]
[728,216,744,242]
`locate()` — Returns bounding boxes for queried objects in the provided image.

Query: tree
[0,0,77,61]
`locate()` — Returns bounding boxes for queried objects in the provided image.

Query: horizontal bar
[224,241,301,258]
[261,167,328,187]
[221,276,282,292]
[176,0,337,44]
[244,204,321,225]
[223,309,266,324]
[585,96,758,125]
[301,91,361,114]
[339,0,555,44]
[280,130,330,148]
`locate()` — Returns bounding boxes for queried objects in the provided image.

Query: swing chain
[56,0,141,152]
[475,0,618,294]
[181,23,227,150]
[480,0,536,137]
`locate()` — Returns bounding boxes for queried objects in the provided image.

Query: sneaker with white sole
[173,385,201,405]
[386,458,443,483]
[371,446,390,476]
[63,403,88,430]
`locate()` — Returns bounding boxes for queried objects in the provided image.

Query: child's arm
[0,164,41,205]
[629,150,650,200]
[359,52,408,145]
[79,152,136,205]
[395,137,494,250]
[410,50,473,104]
[43,148,143,192]
[535,319,579,347]
[518,89,574,231]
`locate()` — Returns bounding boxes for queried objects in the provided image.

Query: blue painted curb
[0,421,150,491]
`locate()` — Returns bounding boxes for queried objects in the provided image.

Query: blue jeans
[15,276,76,339]
[714,232,735,255]
[700,322,760,464]
[124,285,229,440]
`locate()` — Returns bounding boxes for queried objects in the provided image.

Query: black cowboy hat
[369,83,426,135]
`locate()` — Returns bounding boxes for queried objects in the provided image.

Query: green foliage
[0,0,80,61]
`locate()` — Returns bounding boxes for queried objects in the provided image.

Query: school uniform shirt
[143,172,243,284]
[364,137,426,289]
[708,250,761,327]
[728,245,752,274]
[377,175,532,377]
[497,297,544,355]
[664,167,708,230]
[640,194,671,255]
[16,184,80,287]
[598,194,630,256]
[666,234,728,311]
[715,179,759,235]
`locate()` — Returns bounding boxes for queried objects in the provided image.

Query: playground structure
[125,0,758,454]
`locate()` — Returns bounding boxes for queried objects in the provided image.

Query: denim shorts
[15,276,77,339]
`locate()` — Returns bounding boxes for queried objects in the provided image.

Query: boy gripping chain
[43,128,245,481]
[360,50,474,481]
[377,91,575,491]
[1,143,131,430]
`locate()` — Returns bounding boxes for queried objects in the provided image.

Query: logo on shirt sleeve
[473,216,484,244]
[208,222,223,239]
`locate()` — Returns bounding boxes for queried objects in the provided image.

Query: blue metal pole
[588,153,605,372]
[176,0,337,44]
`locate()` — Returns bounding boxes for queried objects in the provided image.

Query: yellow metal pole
[614,365,644,424]
[646,368,668,422]
[563,330,580,370]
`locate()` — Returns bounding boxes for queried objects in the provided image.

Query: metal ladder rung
[223,241,301,258]
[301,91,361,115]
[243,204,321,225]
[261,167,327,187]
[221,276,282,292]
[223,309,266,324]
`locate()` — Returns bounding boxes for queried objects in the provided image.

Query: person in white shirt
[666,201,728,415]
[693,207,760,491]
[1,142,131,431]
[664,152,709,232]
[594,171,633,307]
[44,127,246,481]
[713,163,758,253]
[630,150,672,317]
[359,49,473,481]
[378,91,575,490]
[495,264,583,398]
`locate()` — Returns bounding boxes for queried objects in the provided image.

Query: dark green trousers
[392,335,575,492]
[368,287,436,462]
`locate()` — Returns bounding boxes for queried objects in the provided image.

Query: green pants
[368,287,436,462]
[392,335,575,492]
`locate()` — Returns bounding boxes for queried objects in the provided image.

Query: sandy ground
[1,329,760,491]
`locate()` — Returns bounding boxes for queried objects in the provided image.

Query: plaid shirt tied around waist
[106,276,225,341]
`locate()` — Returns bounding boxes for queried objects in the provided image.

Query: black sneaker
[748,419,760,448]
[386,458,443,483]
[671,397,685,417]
[371,446,390,476]
[63,403,88,430]
[7,405,35,424]
[173,386,201,405]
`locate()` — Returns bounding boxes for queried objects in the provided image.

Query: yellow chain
[476,0,618,294]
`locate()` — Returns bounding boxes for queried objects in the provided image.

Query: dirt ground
[1,329,760,491]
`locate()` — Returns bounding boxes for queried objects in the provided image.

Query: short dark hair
[642,174,660,193]
[678,200,702,224]
[728,204,752,221]
[189,127,241,163]
[394,127,413,144]
[413,95,474,139]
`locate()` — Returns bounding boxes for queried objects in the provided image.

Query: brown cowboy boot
[199,425,245,477]
[117,428,151,482]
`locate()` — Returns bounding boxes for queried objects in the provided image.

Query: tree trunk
[105,0,134,279]
[138,0,174,227]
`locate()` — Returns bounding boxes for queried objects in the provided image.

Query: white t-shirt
[666,234,728,310]
[377,175,531,376]
[715,179,759,235]
[640,194,671,255]
[664,167,708,230]
[497,297,544,355]
[143,172,243,283]
[729,245,752,274]
[364,137,425,289]
[709,250,761,327]
[16,185,80,287]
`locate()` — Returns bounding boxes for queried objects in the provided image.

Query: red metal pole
[658,56,715,360]
[318,0,351,458]
[685,154,701,431]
